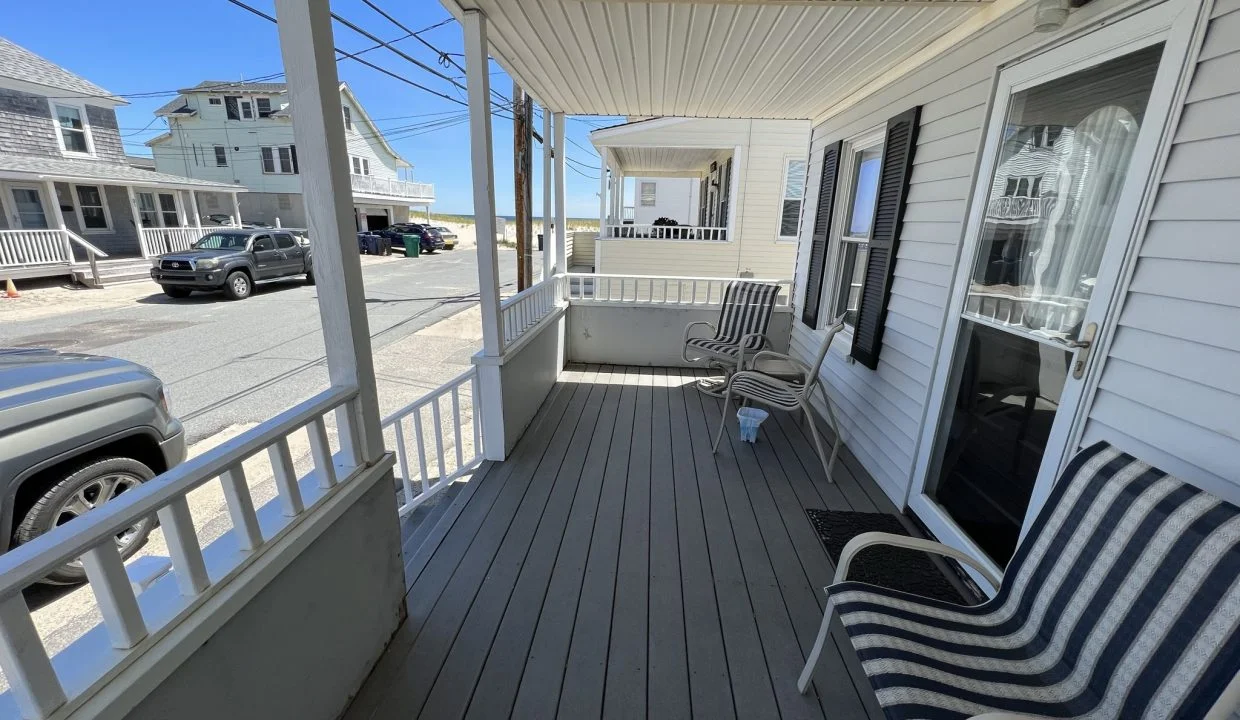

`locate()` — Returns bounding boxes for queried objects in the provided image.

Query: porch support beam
[598,150,608,233]
[43,180,71,262]
[126,185,147,258]
[463,8,507,461]
[230,192,242,227]
[273,0,383,465]
[553,111,567,274]
[188,191,202,229]
[542,108,553,280]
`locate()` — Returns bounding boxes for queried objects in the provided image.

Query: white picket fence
[382,369,482,516]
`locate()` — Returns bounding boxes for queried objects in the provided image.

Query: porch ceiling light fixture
[1034,0,1072,31]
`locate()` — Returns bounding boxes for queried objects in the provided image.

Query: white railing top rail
[564,273,793,310]
[601,223,728,241]
[0,229,71,268]
[499,275,565,349]
[65,230,108,259]
[0,385,356,599]
[381,368,475,427]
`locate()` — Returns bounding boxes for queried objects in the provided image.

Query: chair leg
[798,597,836,694]
[815,385,843,481]
[712,385,733,454]
[801,401,835,483]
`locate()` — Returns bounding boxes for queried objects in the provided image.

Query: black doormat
[806,509,971,605]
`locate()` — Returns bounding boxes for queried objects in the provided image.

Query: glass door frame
[7,183,51,229]
[907,0,1204,591]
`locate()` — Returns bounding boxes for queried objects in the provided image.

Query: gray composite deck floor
[345,364,900,720]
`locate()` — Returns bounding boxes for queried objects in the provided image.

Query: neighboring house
[590,117,810,279]
[147,81,434,231]
[0,38,243,279]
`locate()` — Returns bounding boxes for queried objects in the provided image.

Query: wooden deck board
[346,366,889,720]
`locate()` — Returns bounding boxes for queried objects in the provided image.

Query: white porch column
[598,151,608,233]
[542,108,553,280]
[230,192,242,227]
[43,180,71,262]
[175,191,189,228]
[274,0,383,465]
[463,9,507,461]
[553,111,567,273]
[126,185,148,257]
[188,191,202,229]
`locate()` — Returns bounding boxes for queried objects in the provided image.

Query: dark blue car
[378,224,444,254]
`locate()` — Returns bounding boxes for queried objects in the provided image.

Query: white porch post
[553,111,567,273]
[188,191,202,229]
[273,0,383,465]
[43,180,71,262]
[464,9,506,461]
[542,108,553,280]
[598,151,608,232]
[230,192,242,227]
[126,185,148,258]
[175,191,189,228]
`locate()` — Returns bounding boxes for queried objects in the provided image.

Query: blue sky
[3,0,616,216]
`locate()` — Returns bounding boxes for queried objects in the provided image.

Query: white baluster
[432,399,447,485]
[220,464,263,552]
[308,416,337,488]
[267,437,304,516]
[413,407,430,494]
[81,542,148,648]
[0,594,65,719]
[156,497,210,596]
[394,421,416,504]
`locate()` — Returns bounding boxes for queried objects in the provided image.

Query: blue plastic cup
[737,407,769,443]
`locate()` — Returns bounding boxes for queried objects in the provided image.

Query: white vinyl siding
[593,117,809,279]
[790,0,1141,504]
[1080,0,1240,504]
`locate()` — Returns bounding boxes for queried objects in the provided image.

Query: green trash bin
[402,234,420,258]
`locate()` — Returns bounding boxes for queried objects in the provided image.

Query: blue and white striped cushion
[714,281,781,350]
[830,442,1240,719]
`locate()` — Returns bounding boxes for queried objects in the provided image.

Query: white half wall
[567,305,792,367]
[497,313,566,455]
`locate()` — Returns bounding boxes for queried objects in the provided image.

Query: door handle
[1059,322,1098,379]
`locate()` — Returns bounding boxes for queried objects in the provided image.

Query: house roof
[0,37,126,104]
[154,96,197,116]
[177,80,289,95]
[0,154,244,191]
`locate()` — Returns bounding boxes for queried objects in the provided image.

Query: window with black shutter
[224,96,240,121]
[800,141,841,329]
[849,106,921,370]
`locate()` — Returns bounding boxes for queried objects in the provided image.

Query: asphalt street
[0,247,522,443]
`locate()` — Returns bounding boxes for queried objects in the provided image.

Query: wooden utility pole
[513,83,534,290]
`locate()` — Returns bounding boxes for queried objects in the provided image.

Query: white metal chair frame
[711,317,846,483]
[682,280,782,396]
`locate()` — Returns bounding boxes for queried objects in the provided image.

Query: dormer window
[208,97,223,106]
[343,105,352,131]
[256,97,272,118]
[51,102,92,155]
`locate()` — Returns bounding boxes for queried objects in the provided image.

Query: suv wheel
[223,271,252,300]
[15,457,156,585]
[163,286,192,299]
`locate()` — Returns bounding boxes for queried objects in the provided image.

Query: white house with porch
[0,38,244,284]
[2,0,1240,717]
[147,80,434,233]
[590,117,810,278]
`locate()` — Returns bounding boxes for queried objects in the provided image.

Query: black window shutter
[850,105,921,370]
[290,144,299,174]
[801,141,842,329]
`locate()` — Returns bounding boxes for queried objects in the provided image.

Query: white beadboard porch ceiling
[607,146,728,174]
[439,0,992,119]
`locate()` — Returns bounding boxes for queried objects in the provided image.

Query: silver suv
[0,349,185,584]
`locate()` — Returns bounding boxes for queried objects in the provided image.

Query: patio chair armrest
[832,531,1002,589]
[683,321,716,343]
[737,332,768,370]
[751,350,812,379]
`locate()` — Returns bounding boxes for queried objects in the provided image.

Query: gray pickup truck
[0,349,185,584]
[150,228,314,300]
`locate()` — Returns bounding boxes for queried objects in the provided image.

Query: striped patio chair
[681,280,781,395]
[797,441,1240,719]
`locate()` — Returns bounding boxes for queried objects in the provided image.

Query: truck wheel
[14,457,156,585]
[163,286,192,299]
[223,271,252,300]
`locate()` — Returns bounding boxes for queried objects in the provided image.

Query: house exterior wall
[0,88,59,157]
[791,0,1169,504]
[598,118,809,280]
[237,191,309,228]
[1080,0,1240,502]
[631,177,699,225]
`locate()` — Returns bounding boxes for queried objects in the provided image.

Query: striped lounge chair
[681,280,781,395]
[797,441,1240,719]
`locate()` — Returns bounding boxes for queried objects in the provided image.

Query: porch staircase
[72,258,153,287]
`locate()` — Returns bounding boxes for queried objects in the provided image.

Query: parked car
[0,349,184,584]
[378,224,444,254]
[431,226,459,250]
[203,213,234,226]
[150,229,314,300]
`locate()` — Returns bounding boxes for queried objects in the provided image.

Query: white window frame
[70,184,113,233]
[207,97,223,106]
[255,97,272,118]
[639,181,656,207]
[343,105,352,131]
[48,100,94,157]
[261,146,296,174]
[824,125,887,333]
[240,99,254,120]
[362,158,370,176]
[214,145,228,167]
[134,190,182,228]
[777,155,808,242]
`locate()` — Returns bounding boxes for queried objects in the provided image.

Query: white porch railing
[382,369,481,516]
[349,175,435,201]
[965,288,1087,335]
[139,227,210,257]
[621,206,634,222]
[985,195,1057,222]
[500,275,565,348]
[0,387,360,719]
[565,273,793,308]
[603,223,727,241]
[0,230,70,268]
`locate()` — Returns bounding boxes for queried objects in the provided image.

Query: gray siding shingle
[0,88,58,157]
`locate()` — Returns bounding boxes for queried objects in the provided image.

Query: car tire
[14,457,156,585]
[223,271,252,300]
[163,286,193,299]
[305,267,315,285]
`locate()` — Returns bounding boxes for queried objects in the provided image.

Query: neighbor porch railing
[500,275,565,348]
[139,227,211,257]
[349,175,435,201]
[564,272,793,307]
[0,387,361,719]
[0,230,109,283]
[382,368,482,515]
[602,223,727,241]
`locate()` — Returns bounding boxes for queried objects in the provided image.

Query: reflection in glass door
[926,43,1163,565]
[10,186,49,229]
